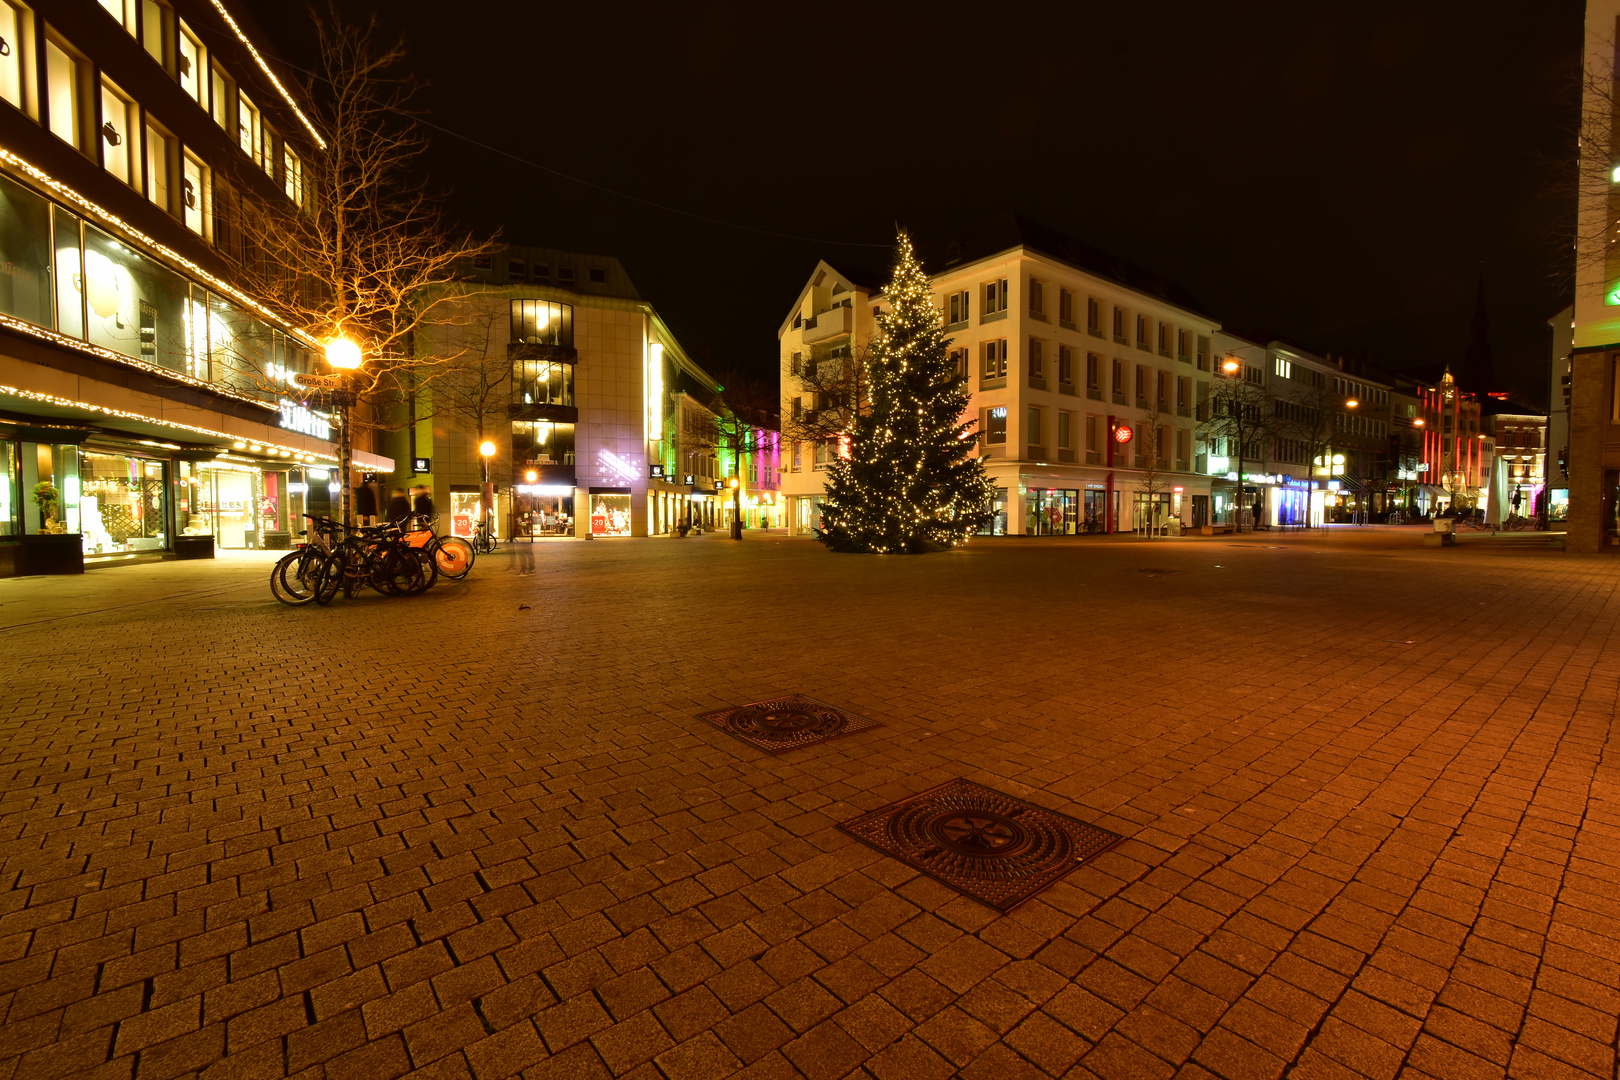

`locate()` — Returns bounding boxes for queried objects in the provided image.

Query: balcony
[802,305,852,344]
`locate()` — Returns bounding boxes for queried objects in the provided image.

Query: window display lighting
[0,383,334,462]
[0,309,278,413]
[0,147,318,346]
[204,0,327,151]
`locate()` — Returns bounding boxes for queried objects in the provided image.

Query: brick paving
[0,528,1613,1080]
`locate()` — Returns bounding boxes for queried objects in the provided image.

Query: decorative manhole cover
[838,779,1123,912]
[696,694,881,754]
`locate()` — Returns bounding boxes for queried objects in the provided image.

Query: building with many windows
[1480,398,1547,521]
[393,243,726,539]
[778,216,1220,537]
[0,0,384,575]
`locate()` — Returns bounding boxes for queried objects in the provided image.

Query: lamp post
[325,338,363,527]
[479,438,496,535]
[728,476,742,540]
[1219,357,1246,529]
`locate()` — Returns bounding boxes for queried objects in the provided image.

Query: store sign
[413,457,431,473]
[278,402,331,439]
[714,480,725,491]
[361,472,380,483]
[1416,463,1430,472]
[684,473,695,485]
[1112,425,1134,443]
[649,464,666,480]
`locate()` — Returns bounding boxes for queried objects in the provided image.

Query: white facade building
[778,216,1220,537]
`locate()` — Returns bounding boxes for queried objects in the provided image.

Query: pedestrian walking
[411,485,435,525]
[385,487,410,524]
[514,535,534,575]
[354,484,377,526]
[1252,495,1263,530]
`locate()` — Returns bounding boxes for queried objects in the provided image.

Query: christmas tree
[817,232,994,554]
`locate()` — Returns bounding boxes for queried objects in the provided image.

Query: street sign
[412,457,431,473]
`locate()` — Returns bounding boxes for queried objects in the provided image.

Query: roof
[914,213,1210,318]
[1479,397,1546,419]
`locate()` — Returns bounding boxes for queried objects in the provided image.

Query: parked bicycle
[402,515,475,579]
[1386,510,1408,526]
[271,515,445,606]
[471,515,498,555]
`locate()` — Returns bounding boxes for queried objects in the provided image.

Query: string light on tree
[817,231,994,554]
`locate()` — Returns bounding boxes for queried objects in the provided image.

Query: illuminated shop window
[237,90,259,160]
[82,222,189,372]
[100,78,137,186]
[145,121,170,209]
[181,150,209,237]
[0,171,52,329]
[0,2,27,111]
[177,20,205,107]
[45,36,78,147]
[589,494,632,537]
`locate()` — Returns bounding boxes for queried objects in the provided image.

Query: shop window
[100,78,137,186]
[589,493,632,537]
[83,222,189,372]
[140,0,165,64]
[209,61,228,129]
[20,441,79,535]
[0,171,53,330]
[53,206,82,338]
[0,2,29,113]
[144,121,171,210]
[177,19,205,107]
[282,145,303,207]
[509,299,573,347]
[511,420,574,467]
[514,357,574,407]
[181,150,209,237]
[208,290,271,395]
[45,36,79,147]
[237,90,260,162]
[80,451,167,555]
[0,440,16,538]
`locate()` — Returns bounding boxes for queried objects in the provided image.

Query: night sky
[241,0,1582,403]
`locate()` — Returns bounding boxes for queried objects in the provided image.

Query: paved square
[0,529,1612,1080]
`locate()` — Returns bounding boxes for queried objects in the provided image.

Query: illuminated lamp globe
[326,338,363,370]
[1222,359,1241,374]
[525,469,538,482]
[1346,399,1359,408]
[479,440,496,458]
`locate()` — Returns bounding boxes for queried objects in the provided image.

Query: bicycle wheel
[314,551,345,605]
[271,550,318,606]
[404,548,438,595]
[435,536,473,578]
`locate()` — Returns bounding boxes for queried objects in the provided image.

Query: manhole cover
[697,694,880,754]
[838,779,1122,912]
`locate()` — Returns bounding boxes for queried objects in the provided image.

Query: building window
[97,0,137,33]
[509,258,527,278]
[209,61,229,129]
[100,78,136,186]
[587,267,606,283]
[558,266,575,284]
[982,339,1007,379]
[1086,353,1101,395]
[1112,357,1126,400]
[792,441,801,470]
[947,289,969,324]
[1028,338,1043,379]
[141,0,164,63]
[145,121,170,210]
[1028,278,1043,316]
[1086,414,1100,461]
[181,150,209,237]
[238,90,260,162]
[1178,330,1190,360]
[510,299,573,347]
[259,120,275,181]
[1058,346,1073,385]
[1196,335,1210,371]
[984,406,1007,444]
[1059,289,1073,325]
[0,2,27,112]
[1177,375,1190,414]
[1058,411,1072,450]
[1136,314,1149,349]
[1028,407,1043,448]
[1158,323,1172,355]
[1087,297,1101,334]
[984,278,1008,315]
[282,146,303,206]
[1113,306,1125,342]
[790,351,801,376]
[45,37,79,147]
[1274,357,1291,379]
[950,347,969,379]
[177,20,206,108]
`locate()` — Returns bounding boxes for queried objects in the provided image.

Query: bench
[1199,524,1237,535]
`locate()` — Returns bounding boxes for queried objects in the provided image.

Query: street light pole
[479,438,496,533]
[325,338,363,528]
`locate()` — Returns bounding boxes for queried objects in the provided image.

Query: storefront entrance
[1027,489,1079,535]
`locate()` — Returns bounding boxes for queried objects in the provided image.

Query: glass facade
[0,174,53,328]
[1027,489,1079,535]
[512,421,575,467]
[509,300,573,347]
[79,451,166,556]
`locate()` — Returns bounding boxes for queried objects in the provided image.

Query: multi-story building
[1480,398,1547,520]
[778,215,1219,537]
[1407,369,1492,513]
[0,0,385,575]
[393,243,723,539]
[1205,333,1394,525]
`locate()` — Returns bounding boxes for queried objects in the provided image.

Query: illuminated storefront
[589,489,633,537]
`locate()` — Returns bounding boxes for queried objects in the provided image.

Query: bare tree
[1199,365,1276,530]
[219,4,496,523]
[1134,403,1170,537]
[782,339,874,446]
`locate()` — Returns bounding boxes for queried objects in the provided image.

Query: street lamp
[326,337,363,526]
[479,438,496,530]
[1222,358,1241,375]
[728,475,742,540]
